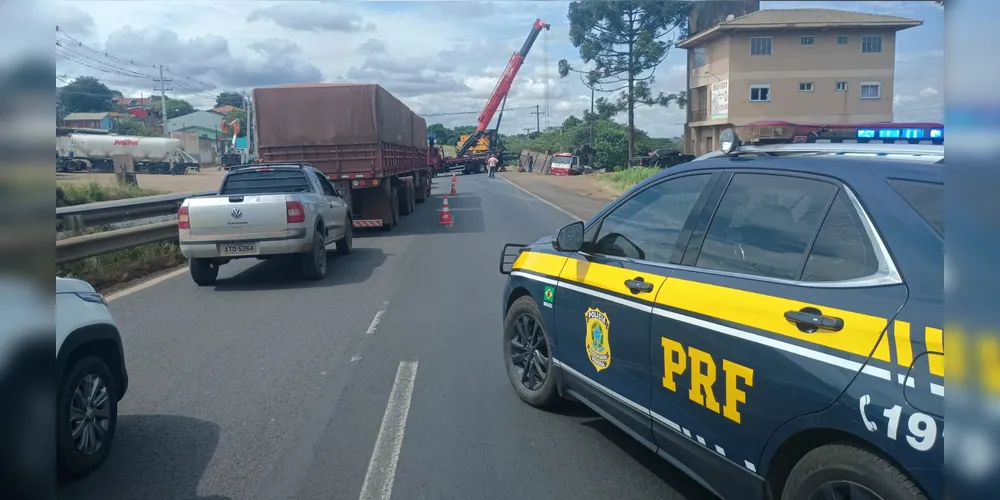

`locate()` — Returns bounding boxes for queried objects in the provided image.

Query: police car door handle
[624,278,654,294]
[784,309,844,333]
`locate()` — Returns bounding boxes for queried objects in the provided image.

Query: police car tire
[781,444,926,500]
[503,296,559,408]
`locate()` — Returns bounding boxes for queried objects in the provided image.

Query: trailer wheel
[382,188,400,231]
[415,173,428,204]
[398,183,413,216]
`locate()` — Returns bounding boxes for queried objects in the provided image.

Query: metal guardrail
[56,221,180,264]
[56,190,215,263]
[56,190,216,228]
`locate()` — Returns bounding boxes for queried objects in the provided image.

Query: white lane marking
[930,383,944,396]
[366,310,386,336]
[359,360,418,500]
[105,266,187,302]
[497,175,584,221]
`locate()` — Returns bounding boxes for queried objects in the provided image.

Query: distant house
[213,105,239,116]
[113,96,154,109]
[62,112,114,130]
[166,109,227,140]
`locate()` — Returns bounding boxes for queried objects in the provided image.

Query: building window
[837,35,849,45]
[750,37,772,55]
[860,82,881,99]
[800,36,815,45]
[861,35,882,53]
[693,46,707,68]
[799,82,814,92]
[835,81,848,91]
[750,84,771,102]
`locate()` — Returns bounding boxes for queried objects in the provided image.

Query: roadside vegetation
[57,182,162,207]
[57,240,185,293]
[56,181,181,292]
[597,167,660,195]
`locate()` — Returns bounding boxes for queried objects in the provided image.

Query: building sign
[710,80,729,120]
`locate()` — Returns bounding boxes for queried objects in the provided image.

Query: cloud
[357,38,387,55]
[246,4,376,33]
[56,6,96,38]
[101,26,323,90]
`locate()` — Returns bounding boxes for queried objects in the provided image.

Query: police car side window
[695,173,836,280]
[591,174,711,264]
[801,190,880,281]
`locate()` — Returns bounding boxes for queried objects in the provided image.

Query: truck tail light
[286,200,305,223]
[178,206,190,229]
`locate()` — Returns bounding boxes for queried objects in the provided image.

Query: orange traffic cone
[438,195,454,226]
[450,173,458,195]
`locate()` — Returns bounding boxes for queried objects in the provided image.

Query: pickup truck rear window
[219,169,313,196]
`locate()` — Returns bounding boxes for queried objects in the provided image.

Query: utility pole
[589,86,595,147]
[522,127,532,136]
[153,65,172,136]
[531,105,544,133]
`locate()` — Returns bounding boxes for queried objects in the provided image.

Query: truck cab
[548,153,582,176]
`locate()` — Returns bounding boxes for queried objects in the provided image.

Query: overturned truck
[253,83,432,230]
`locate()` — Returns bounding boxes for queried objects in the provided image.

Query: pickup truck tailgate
[185,194,289,236]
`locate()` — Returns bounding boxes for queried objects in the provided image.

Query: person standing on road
[487,154,499,179]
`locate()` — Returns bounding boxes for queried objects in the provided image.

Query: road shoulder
[498,171,615,221]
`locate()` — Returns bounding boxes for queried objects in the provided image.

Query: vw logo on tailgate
[230,207,243,219]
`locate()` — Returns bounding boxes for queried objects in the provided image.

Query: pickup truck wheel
[336,218,353,255]
[190,259,218,286]
[301,231,327,280]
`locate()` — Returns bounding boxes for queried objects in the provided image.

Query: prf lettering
[660,336,754,424]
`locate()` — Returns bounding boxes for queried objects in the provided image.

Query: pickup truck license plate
[220,243,258,256]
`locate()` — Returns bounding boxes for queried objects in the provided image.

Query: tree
[427,123,458,145]
[215,91,244,109]
[558,0,690,159]
[166,98,195,119]
[59,76,114,113]
[114,116,156,137]
[224,109,248,137]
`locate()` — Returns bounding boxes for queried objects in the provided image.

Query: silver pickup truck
[178,163,353,286]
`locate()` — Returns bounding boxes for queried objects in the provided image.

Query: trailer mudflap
[354,219,384,228]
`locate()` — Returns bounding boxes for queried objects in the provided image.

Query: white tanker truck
[56,134,201,174]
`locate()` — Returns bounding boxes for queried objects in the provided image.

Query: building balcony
[689,109,707,123]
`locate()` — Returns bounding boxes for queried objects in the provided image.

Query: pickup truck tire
[780,444,926,500]
[301,231,327,280]
[336,218,353,255]
[190,259,218,286]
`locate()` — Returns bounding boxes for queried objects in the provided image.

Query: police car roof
[644,152,942,189]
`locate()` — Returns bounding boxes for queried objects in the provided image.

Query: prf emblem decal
[543,286,555,303]
[585,307,611,372]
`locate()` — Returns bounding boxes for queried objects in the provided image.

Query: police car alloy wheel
[57,356,119,476]
[503,296,559,408]
[781,444,927,500]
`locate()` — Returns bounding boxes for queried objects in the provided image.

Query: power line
[55,25,217,98]
[422,106,536,117]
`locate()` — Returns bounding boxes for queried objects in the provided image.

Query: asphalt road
[58,174,712,500]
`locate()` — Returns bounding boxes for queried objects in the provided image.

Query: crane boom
[455,18,550,158]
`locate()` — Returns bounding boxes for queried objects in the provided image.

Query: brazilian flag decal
[543,286,555,303]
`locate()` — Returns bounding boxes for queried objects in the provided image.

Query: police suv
[499,125,944,500]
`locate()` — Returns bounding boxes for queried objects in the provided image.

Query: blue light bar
[858,128,876,138]
[902,128,925,139]
[929,128,943,139]
[878,129,901,139]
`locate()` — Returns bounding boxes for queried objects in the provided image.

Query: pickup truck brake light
[286,201,306,223]
[178,206,190,229]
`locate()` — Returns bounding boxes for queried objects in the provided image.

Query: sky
[54,0,945,138]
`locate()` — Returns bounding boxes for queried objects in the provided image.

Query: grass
[57,240,186,293]
[597,167,660,195]
[57,182,162,207]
